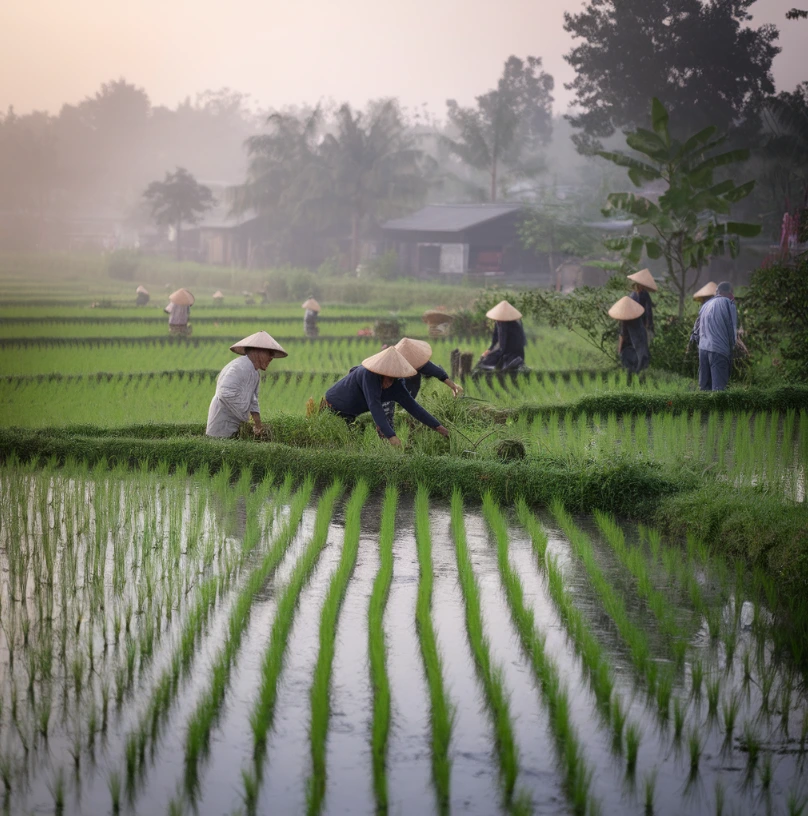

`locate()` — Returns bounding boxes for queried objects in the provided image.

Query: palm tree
[143,168,214,260]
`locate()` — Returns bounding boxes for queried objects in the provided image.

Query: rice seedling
[715,780,725,816]
[184,476,317,793]
[450,489,520,803]
[788,791,808,816]
[722,692,740,746]
[367,486,397,813]
[109,771,121,814]
[49,768,65,815]
[643,769,657,816]
[742,721,760,769]
[690,660,704,699]
[485,495,594,815]
[625,723,641,776]
[306,481,369,816]
[760,753,773,789]
[413,484,454,814]
[800,711,808,754]
[672,696,685,745]
[706,675,721,723]
[688,729,702,774]
[247,479,341,759]
[242,768,259,815]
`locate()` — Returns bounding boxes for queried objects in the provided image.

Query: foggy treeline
[0,0,806,270]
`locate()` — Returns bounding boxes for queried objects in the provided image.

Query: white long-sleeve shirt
[205,355,260,437]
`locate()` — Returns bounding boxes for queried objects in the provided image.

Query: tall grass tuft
[306,481,370,816]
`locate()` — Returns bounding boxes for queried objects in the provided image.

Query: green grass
[367,486,397,813]
[450,489,522,805]
[306,481,370,816]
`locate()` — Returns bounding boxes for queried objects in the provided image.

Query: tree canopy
[444,56,554,200]
[563,0,780,153]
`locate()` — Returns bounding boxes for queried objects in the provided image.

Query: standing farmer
[609,296,650,375]
[302,297,320,338]
[165,288,194,334]
[206,331,288,437]
[690,281,737,392]
[686,282,717,352]
[627,269,657,340]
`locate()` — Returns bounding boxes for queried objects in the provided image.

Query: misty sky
[1,0,804,116]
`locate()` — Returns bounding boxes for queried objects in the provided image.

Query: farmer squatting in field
[324,345,450,448]
[165,287,194,334]
[478,300,527,371]
[206,331,288,437]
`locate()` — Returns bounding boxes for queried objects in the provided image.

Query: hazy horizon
[1,0,804,118]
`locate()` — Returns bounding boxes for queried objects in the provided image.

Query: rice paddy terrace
[2,273,808,816]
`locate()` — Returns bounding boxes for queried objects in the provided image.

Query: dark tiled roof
[383,203,522,233]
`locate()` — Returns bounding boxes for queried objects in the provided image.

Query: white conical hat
[361,347,417,378]
[422,309,453,325]
[693,281,717,302]
[608,296,645,321]
[229,331,288,358]
[301,298,321,312]
[395,338,432,369]
[213,290,224,299]
[627,268,658,292]
[169,288,195,305]
[136,285,149,295]
[486,300,522,321]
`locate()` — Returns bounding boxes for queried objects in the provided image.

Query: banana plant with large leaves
[597,98,761,316]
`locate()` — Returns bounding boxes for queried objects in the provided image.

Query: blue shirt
[405,360,449,400]
[693,295,737,357]
[325,365,441,438]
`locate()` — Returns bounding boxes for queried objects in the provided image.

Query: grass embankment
[0,427,687,516]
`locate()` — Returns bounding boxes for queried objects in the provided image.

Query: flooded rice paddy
[1,461,806,815]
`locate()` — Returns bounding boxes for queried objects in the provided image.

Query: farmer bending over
[206,331,288,437]
[324,347,449,448]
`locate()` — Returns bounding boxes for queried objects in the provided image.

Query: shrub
[106,251,140,281]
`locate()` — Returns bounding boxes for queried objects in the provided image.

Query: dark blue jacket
[633,290,654,333]
[487,320,526,362]
[325,365,441,438]
[405,360,449,400]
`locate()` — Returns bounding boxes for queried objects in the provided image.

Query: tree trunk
[490,159,498,202]
[351,212,360,271]
[678,283,685,318]
[176,220,182,262]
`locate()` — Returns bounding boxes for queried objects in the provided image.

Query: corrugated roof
[383,203,523,233]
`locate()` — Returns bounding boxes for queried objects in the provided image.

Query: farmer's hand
[253,423,263,435]
[435,425,450,438]
[389,436,403,448]
[446,379,463,397]
[481,349,489,358]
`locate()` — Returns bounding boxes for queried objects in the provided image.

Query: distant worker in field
[324,347,450,448]
[302,297,320,338]
[686,282,717,353]
[206,331,288,437]
[213,290,224,306]
[381,338,463,427]
[136,285,150,306]
[165,288,194,334]
[479,300,526,371]
[690,280,738,391]
[609,296,650,375]
[627,268,657,340]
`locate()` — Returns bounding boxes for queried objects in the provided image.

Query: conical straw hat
[301,298,321,312]
[693,281,717,302]
[395,338,432,369]
[169,288,195,306]
[486,300,522,321]
[422,310,453,325]
[229,331,288,358]
[361,347,417,378]
[213,290,224,299]
[608,296,646,321]
[627,268,658,292]
[136,285,149,295]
